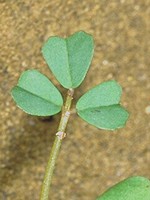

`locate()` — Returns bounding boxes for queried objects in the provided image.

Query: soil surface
[0,0,150,200]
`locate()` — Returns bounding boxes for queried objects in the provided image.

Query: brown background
[0,0,150,199]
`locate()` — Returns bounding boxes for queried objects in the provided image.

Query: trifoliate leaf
[76,80,129,130]
[11,70,63,116]
[42,31,94,89]
[96,176,150,200]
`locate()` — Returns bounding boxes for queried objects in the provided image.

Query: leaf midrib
[65,39,73,88]
[15,86,61,107]
[77,104,121,112]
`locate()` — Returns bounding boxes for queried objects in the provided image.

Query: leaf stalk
[40,89,74,200]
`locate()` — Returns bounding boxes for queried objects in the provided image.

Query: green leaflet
[96,176,150,200]
[77,105,129,130]
[76,80,122,110]
[11,70,63,116]
[76,81,129,130]
[42,31,94,89]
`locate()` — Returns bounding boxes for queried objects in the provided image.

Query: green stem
[40,89,74,200]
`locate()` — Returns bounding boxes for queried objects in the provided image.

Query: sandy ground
[0,0,150,199]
